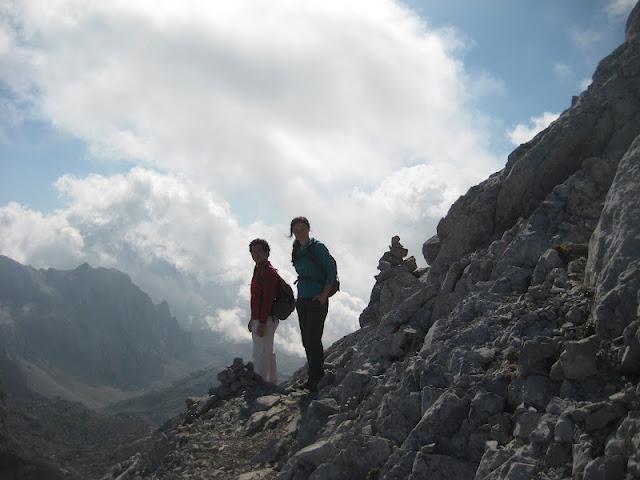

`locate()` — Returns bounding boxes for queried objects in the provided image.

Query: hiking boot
[303,380,320,392]
[283,380,307,393]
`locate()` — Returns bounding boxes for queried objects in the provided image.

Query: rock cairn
[359,235,425,329]
[184,358,280,424]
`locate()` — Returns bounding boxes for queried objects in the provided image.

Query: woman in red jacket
[248,238,279,383]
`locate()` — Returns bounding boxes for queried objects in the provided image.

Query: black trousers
[297,297,328,384]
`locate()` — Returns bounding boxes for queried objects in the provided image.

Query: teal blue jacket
[293,239,337,299]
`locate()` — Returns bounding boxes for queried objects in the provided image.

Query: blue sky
[0,0,636,354]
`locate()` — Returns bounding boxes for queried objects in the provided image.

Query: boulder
[293,441,334,468]
[555,335,600,380]
[403,391,469,451]
[532,249,565,285]
[582,456,624,480]
[519,338,557,376]
[423,236,441,265]
[408,453,475,480]
[554,415,574,444]
[514,410,542,441]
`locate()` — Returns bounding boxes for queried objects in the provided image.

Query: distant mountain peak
[0,257,192,402]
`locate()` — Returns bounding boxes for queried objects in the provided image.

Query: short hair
[249,238,270,255]
[289,216,310,238]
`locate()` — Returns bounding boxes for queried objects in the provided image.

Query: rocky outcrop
[586,136,640,342]
[104,4,640,479]
[426,10,640,276]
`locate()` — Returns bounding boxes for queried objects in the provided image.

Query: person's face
[292,222,310,244]
[250,245,268,264]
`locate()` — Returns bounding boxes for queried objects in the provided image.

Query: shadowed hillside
[0,256,193,406]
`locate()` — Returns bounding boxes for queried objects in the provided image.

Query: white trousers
[251,318,278,383]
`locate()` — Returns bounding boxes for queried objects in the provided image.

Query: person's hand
[313,292,328,305]
[247,320,253,333]
[256,322,266,337]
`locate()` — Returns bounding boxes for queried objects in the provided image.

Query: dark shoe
[285,380,307,392]
[303,380,319,392]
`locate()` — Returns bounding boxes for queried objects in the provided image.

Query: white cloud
[205,290,363,358]
[206,307,251,344]
[580,77,593,91]
[507,112,560,146]
[553,63,573,81]
[570,28,605,52]
[0,202,84,267]
[1,1,499,192]
[605,0,637,17]
[1,169,241,316]
[0,168,376,357]
[0,1,505,356]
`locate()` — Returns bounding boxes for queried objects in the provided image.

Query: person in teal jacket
[290,216,337,391]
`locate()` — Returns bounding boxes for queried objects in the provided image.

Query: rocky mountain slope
[102,340,302,426]
[0,256,194,406]
[0,378,76,480]
[104,3,640,479]
[5,393,154,479]
[102,364,229,426]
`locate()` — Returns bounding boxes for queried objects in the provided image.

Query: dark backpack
[295,243,340,297]
[271,274,296,320]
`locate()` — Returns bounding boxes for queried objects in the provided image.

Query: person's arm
[259,267,278,323]
[313,243,336,304]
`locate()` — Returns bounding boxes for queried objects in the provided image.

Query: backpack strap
[293,242,326,284]
[305,243,326,278]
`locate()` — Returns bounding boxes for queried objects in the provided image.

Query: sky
[0,0,635,357]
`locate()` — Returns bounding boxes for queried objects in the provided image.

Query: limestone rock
[582,456,624,480]
[585,402,627,432]
[293,440,334,468]
[532,249,565,285]
[554,415,574,444]
[519,337,557,376]
[408,453,475,480]
[586,135,640,338]
[514,410,542,441]
[556,335,600,380]
[423,236,441,265]
[403,391,469,451]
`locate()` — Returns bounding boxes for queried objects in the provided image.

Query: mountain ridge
[0,255,194,406]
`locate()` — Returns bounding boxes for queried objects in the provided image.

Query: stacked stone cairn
[359,236,424,329]
[184,358,280,424]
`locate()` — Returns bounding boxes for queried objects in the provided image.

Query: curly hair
[249,238,270,255]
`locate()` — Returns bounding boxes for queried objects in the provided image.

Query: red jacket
[250,261,278,323]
